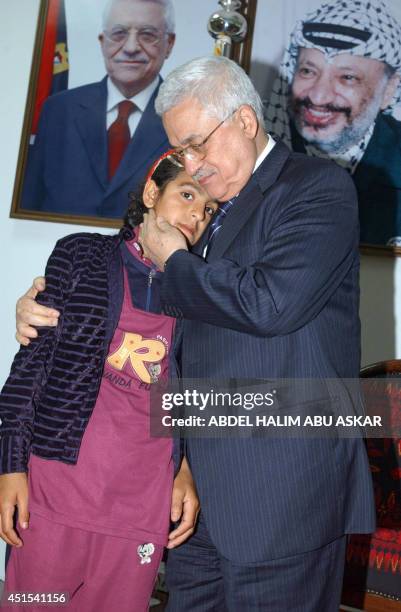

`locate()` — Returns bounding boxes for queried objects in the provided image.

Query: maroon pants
[2,513,163,612]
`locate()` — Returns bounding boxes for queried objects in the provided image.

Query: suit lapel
[207,180,263,261]
[192,232,208,257]
[208,140,291,262]
[106,83,168,196]
[74,77,109,190]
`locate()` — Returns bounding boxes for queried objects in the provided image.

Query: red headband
[145,148,184,183]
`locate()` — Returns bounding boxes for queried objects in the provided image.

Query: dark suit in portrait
[290,113,401,247]
[21,77,169,218]
[351,114,401,246]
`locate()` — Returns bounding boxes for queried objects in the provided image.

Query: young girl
[0,150,218,611]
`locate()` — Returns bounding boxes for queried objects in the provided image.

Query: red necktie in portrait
[108,100,135,179]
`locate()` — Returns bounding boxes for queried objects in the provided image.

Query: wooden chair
[341,360,401,611]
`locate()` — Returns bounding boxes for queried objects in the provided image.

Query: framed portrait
[10,0,253,229]
[249,0,401,256]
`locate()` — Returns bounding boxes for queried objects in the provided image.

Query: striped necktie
[204,199,234,258]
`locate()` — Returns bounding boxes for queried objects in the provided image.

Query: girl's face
[143,171,218,245]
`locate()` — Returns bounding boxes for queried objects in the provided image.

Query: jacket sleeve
[161,164,359,338]
[0,238,74,474]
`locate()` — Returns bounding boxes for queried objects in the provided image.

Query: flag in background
[31,0,69,137]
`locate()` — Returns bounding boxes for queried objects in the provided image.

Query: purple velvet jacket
[0,232,181,475]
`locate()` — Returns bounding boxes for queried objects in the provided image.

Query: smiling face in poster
[290,48,398,154]
[99,0,176,98]
[265,0,401,248]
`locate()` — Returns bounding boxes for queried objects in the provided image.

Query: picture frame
[10,0,255,229]
[248,0,401,256]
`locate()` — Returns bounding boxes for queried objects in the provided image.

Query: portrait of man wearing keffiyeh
[265,0,401,247]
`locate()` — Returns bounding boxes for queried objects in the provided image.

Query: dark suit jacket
[354,113,401,245]
[21,77,169,218]
[161,141,376,563]
[291,113,401,246]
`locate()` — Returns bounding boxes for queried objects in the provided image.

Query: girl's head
[125,151,218,245]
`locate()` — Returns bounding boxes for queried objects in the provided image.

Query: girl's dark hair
[123,155,184,232]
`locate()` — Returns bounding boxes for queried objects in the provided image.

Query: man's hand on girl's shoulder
[16,276,60,346]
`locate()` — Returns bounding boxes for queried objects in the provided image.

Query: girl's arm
[0,239,76,546]
[167,457,200,549]
[0,473,28,547]
[0,238,73,476]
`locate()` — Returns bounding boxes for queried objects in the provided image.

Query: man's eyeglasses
[103,26,167,47]
[173,109,238,162]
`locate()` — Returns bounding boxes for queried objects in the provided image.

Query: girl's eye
[206,206,216,216]
[181,191,194,201]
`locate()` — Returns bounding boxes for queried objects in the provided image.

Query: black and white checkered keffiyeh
[265,0,401,173]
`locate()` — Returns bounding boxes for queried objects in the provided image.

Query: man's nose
[183,156,203,178]
[307,72,336,106]
[122,30,141,54]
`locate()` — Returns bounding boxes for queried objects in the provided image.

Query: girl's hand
[0,473,29,546]
[168,457,200,548]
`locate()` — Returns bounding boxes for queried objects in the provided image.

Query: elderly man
[16,56,375,610]
[137,56,376,611]
[266,0,401,247]
[21,0,175,218]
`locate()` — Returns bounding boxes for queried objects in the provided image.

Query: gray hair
[102,0,175,33]
[155,56,264,124]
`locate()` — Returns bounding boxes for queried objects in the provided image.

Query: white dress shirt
[106,76,160,136]
[253,134,276,173]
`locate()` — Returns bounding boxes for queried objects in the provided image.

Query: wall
[0,0,400,579]
[360,255,401,363]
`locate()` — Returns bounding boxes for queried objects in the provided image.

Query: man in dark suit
[139,55,376,611]
[21,0,175,218]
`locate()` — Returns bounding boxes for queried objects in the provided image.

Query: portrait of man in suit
[20,0,175,219]
[265,0,401,248]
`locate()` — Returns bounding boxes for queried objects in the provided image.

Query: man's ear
[237,105,259,139]
[165,33,176,59]
[98,33,107,57]
[381,72,400,110]
[143,179,159,209]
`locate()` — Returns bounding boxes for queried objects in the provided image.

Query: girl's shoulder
[53,232,120,260]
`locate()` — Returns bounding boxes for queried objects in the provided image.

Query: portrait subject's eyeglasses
[173,109,238,162]
[103,26,168,47]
